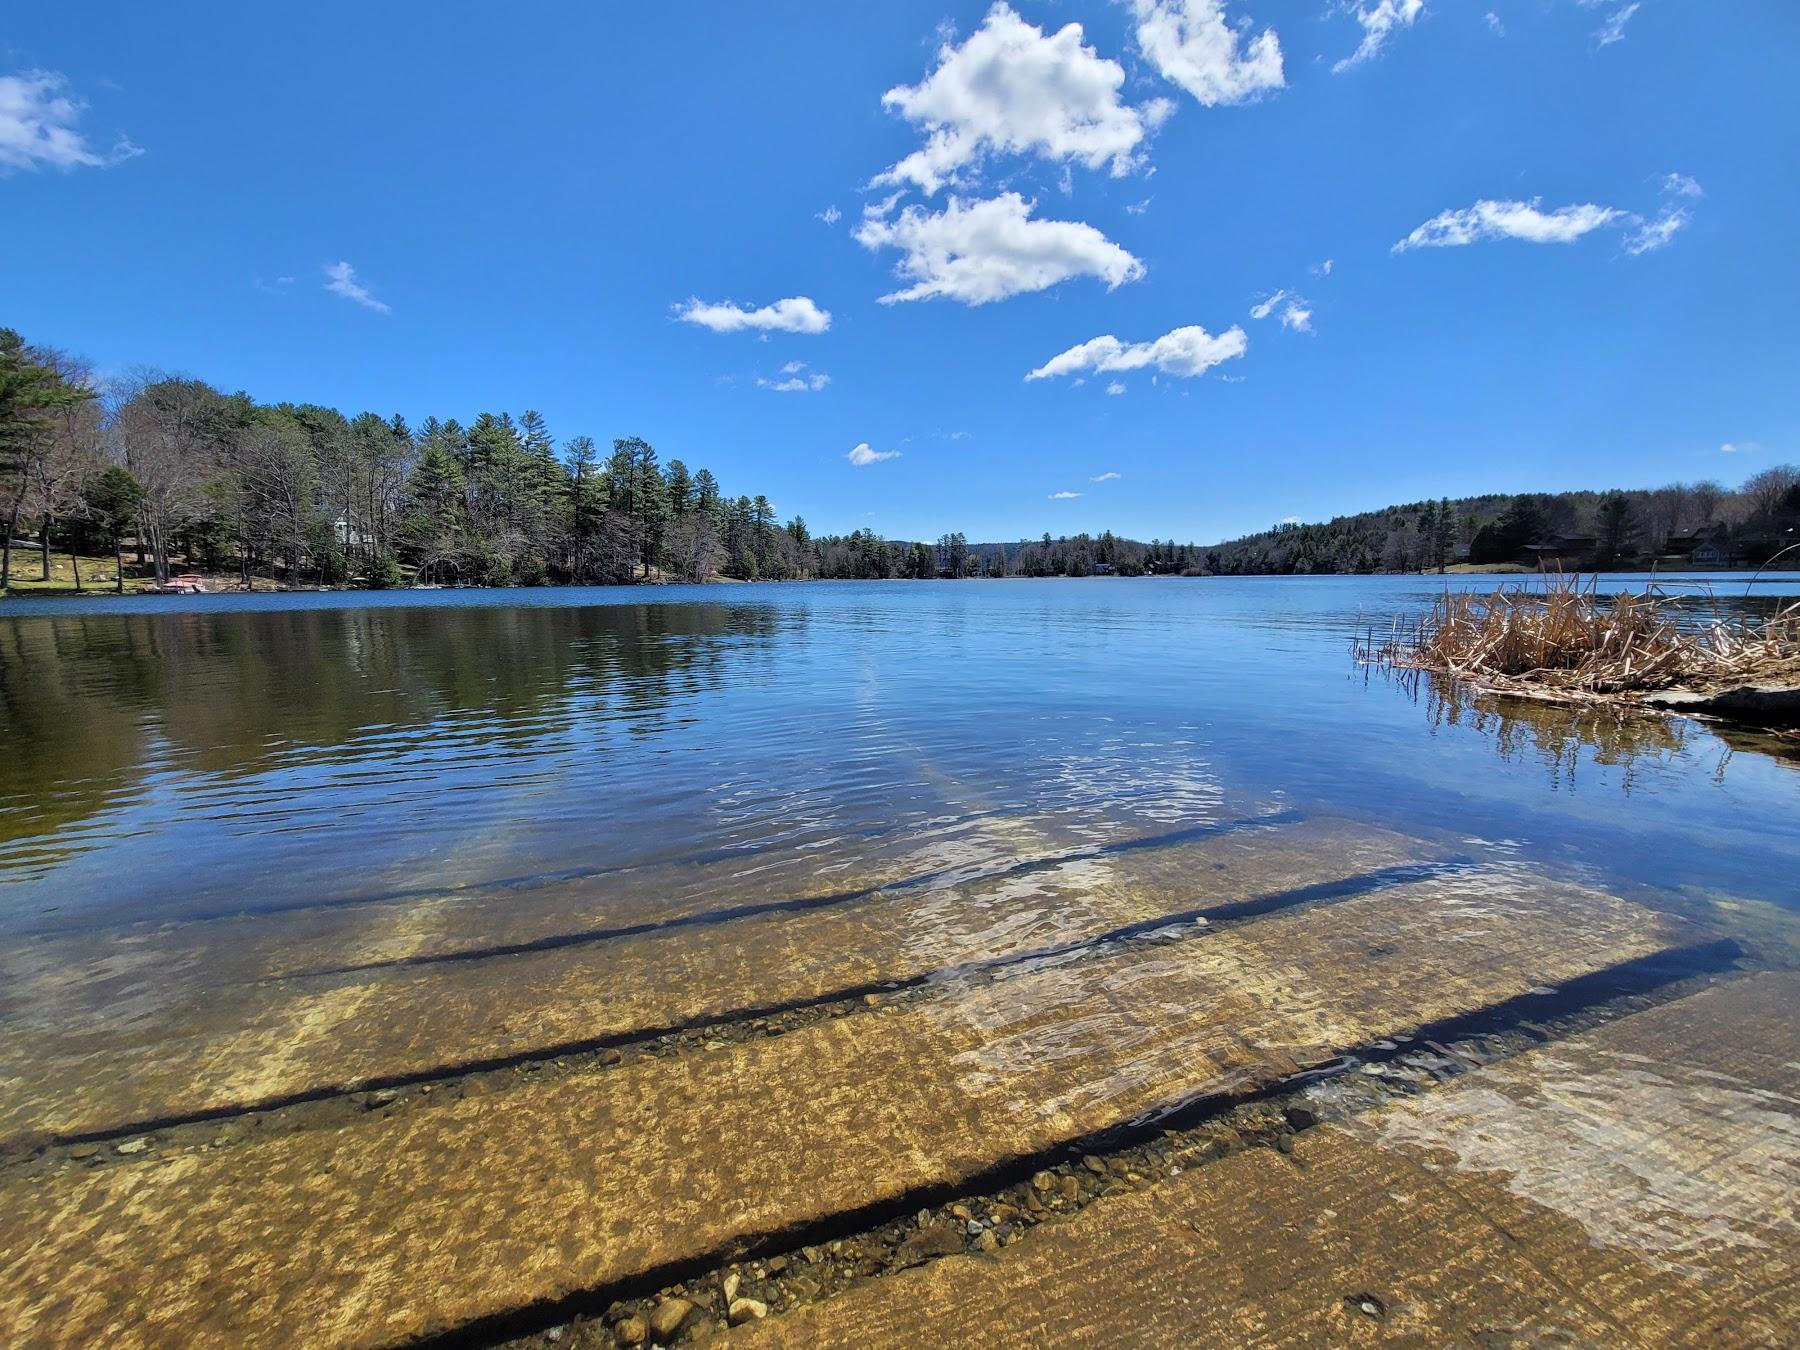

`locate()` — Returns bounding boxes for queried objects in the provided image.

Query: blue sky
[5,2,1796,543]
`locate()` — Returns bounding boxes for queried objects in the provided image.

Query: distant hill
[948,467,1798,579]
[1191,471,1797,575]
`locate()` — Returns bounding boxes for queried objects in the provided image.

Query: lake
[1,575,1796,1344]
[4,575,1797,929]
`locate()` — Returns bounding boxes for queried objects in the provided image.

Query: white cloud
[758,360,830,393]
[1624,209,1688,255]
[1106,381,1127,395]
[873,2,1165,195]
[1250,289,1313,331]
[1484,12,1506,36]
[323,261,390,313]
[1049,490,1083,499]
[1282,514,1302,524]
[1311,258,1334,276]
[1593,3,1639,47]
[1128,0,1285,107]
[1027,322,1248,381]
[855,192,1144,305]
[1092,471,1122,481]
[0,69,141,174]
[847,442,901,466]
[675,295,831,334]
[816,205,842,225]
[1622,171,1700,254]
[1125,197,1153,215]
[1720,441,1762,455]
[1393,199,1623,251]
[1249,288,1287,320]
[1332,0,1426,73]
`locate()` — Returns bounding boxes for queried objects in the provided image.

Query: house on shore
[1690,528,1736,568]
[1521,534,1599,569]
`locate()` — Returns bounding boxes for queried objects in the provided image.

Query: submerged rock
[648,1297,694,1339]
[894,1225,963,1268]
[727,1297,768,1325]
[612,1312,647,1345]
[114,1138,149,1155]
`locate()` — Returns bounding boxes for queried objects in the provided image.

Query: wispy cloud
[675,295,831,334]
[847,442,901,466]
[1105,381,1127,395]
[1027,321,1247,380]
[1332,0,1426,74]
[1091,471,1122,482]
[323,261,390,313]
[1623,212,1686,255]
[757,360,831,393]
[1398,176,1702,257]
[1250,288,1313,332]
[1393,199,1623,251]
[1049,490,1082,499]
[1592,2,1640,47]
[1720,441,1762,455]
[1484,12,1506,36]
[0,69,142,174]
[1624,170,1701,254]
[816,205,842,225]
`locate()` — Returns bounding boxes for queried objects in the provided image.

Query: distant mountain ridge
[959,467,1798,577]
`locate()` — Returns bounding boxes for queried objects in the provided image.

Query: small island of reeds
[1356,573,1800,727]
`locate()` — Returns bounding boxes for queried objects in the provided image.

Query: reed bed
[1356,574,1800,702]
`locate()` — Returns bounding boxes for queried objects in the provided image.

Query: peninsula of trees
[3,327,1796,593]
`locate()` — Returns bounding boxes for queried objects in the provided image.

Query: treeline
[0,326,1208,590]
[1202,475,1800,576]
[1,328,821,590]
[9,327,1796,592]
[815,531,1189,579]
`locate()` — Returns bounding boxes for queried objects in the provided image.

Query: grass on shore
[0,548,151,594]
[1443,562,1533,575]
[1355,573,1800,698]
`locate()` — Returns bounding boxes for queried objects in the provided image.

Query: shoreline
[8,565,1800,602]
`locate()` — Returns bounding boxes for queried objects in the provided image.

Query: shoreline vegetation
[7,553,1800,600]
[4,326,1799,597]
[1356,572,1800,731]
